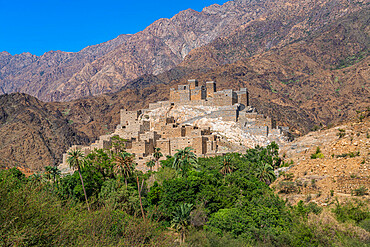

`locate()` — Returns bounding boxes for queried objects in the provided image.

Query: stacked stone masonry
[60,80,287,173]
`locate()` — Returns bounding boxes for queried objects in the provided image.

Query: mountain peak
[0,51,11,56]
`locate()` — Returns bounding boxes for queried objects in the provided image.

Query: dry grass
[307,209,370,243]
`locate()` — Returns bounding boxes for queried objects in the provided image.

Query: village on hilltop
[59,79,289,172]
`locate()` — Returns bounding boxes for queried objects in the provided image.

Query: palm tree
[153,147,163,170]
[67,149,90,211]
[146,159,156,172]
[44,166,53,181]
[44,165,61,191]
[171,203,193,244]
[173,147,198,177]
[52,166,61,183]
[255,161,276,185]
[29,172,43,184]
[219,155,236,175]
[113,151,135,187]
[86,149,113,179]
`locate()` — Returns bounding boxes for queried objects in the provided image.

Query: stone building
[60,79,287,173]
[60,107,219,173]
[169,79,248,107]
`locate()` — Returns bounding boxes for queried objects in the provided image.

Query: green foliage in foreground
[0,143,369,246]
[0,168,175,246]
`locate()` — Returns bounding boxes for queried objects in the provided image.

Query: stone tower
[237,88,249,107]
[188,79,199,90]
[206,81,216,98]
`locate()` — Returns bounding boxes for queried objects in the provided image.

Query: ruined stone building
[150,79,285,137]
[60,79,287,173]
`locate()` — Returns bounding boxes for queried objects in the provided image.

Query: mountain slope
[0,2,368,172]
[179,0,369,70]
[0,93,90,171]
[122,6,370,134]
[50,1,266,101]
[52,0,369,101]
[275,113,370,205]
[0,34,130,101]
[1,0,367,102]
[53,6,368,144]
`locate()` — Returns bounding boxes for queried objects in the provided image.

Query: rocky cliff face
[0,1,368,172]
[49,1,268,101]
[0,34,131,101]
[0,93,90,171]
[121,7,370,135]
[2,0,366,102]
[179,0,369,70]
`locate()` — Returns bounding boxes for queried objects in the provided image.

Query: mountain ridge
[0,1,368,172]
[2,0,367,102]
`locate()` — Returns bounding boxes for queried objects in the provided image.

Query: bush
[0,169,175,246]
[311,179,317,189]
[283,172,294,181]
[205,195,291,242]
[278,181,298,194]
[353,186,368,196]
[334,200,370,224]
[311,147,324,159]
[185,230,247,247]
[359,218,370,232]
[2,147,370,247]
[336,151,360,158]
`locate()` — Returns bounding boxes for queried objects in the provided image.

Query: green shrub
[311,147,324,159]
[0,169,174,246]
[353,186,368,196]
[2,146,370,247]
[283,172,294,181]
[278,181,298,194]
[359,218,370,232]
[336,151,360,158]
[311,179,317,189]
[334,199,370,224]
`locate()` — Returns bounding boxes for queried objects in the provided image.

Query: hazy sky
[0,0,229,56]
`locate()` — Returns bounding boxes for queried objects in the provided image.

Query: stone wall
[206,81,216,98]
[60,79,288,174]
[120,109,141,126]
[336,176,370,194]
[130,140,154,157]
[139,131,160,145]
[179,88,191,102]
[189,79,198,90]
[161,124,186,139]
[192,136,207,155]
[169,88,180,103]
[190,86,207,101]
[170,137,194,155]
[157,139,171,156]
[236,88,249,107]
[207,90,238,106]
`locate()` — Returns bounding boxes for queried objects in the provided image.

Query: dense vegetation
[1,143,369,246]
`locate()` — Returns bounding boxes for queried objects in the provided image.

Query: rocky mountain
[123,6,370,135]
[36,0,268,101]
[0,1,368,172]
[1,0,367,102]
[0,34,131,101]
[275,112,370,205]
[180,0,369,70]
[0,93,90,171]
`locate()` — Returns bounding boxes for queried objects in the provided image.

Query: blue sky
[0,0,229,56]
